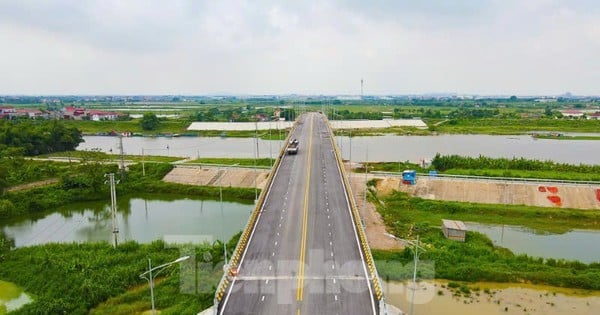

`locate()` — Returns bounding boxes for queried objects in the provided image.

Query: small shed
[442,219,467,242]
[402,170,417,185]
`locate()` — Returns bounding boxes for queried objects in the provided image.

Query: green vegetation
[0,237,238,314]
[434,118,600,134]
[140,112,160,130]
[64,119,191,135]
[431,154,600,181]
[39,150,182,163]
[186,158,274,167]
[372,191,600,289]
[0,161,257,220]
[0,120,82,155]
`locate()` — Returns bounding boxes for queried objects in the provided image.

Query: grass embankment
[362,155,600,182]
[38,150,182,163]
[333,126,431,137]
[372,189,600,290]
[433,118,600,134]
[0,237,238,315]
[185,158,274,167]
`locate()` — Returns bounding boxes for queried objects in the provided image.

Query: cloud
[0,0,598,95]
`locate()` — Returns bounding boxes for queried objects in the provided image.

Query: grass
[38,151,183,163]
[442,168,600,181]
[379,191,600,234]
[185,158,274,167]
[333,126,431,136]
[434,118,600,134]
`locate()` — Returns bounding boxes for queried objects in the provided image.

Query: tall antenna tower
[360,78,364,98]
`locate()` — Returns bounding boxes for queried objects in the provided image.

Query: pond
[0,280,32,314]
[79,134,600,165]
[466,222,600,263]
[383,279,600,315]
[1,194,254,247]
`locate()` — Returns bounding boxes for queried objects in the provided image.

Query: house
[15,109,48,119]
[442,219,467,242]
[0,106,15,119]
[588,112,600,120]
[560,109,584,119]
[63,106,87,120]
[88,110,119,121]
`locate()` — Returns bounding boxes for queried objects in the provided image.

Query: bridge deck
[218,113,378,314]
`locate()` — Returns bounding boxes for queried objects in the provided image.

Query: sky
[0,0,599,96]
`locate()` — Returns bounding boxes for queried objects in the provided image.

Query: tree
[141,112,159,130]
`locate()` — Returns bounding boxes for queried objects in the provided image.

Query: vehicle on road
[286,139,299,155]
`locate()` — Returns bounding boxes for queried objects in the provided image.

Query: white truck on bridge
[286,138,299,154]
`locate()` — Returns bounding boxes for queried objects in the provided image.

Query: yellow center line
[297,115,314,302]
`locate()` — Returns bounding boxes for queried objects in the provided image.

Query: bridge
[213,112,386,314]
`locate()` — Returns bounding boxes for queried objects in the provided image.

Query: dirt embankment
[376,176,600,210]
[162,166,270,189]
[347,172,404,250]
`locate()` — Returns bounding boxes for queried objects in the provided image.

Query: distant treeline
[431,154,600,173]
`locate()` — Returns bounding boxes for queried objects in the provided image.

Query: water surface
[1,195,253,247]
[466,222,600,263]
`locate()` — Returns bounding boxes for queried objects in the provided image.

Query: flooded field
[384,280,600,315]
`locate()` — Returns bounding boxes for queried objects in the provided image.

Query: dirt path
[162,165,270,189]
[6,178,60,192]
[376,176,600,210]
[347,167,404,250]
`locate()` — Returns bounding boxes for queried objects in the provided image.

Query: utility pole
[254,121,258,202]
[118,135,125,177]
[105,173,119,248]
[363,144,368,217]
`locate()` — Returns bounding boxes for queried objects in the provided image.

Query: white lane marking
[335,295,338,301]
[328,223,331,227]
[269,265,272,271]
[331,135,378,315]
[332,264,335,270]
[333,278,336,284]
[272,252,275,256]
[274,241,278,246]
[221,144,289,315]
[261,295,265,302]
[266,279,269,284]
[327,215,330,219]
[331,252,334,257]
[329,241,333,246]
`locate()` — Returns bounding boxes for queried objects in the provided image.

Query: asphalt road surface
[219,113,377,315]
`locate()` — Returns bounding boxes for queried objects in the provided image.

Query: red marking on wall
[547,195,562,207]
[546,186,559,194]
[538,186,547,192]
[596,189,600,203]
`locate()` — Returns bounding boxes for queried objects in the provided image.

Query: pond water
[466,222,600,263]
[79,134,600,165]
[0,280,32,314]
[383,280,600,315]
[1,195,253,247]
